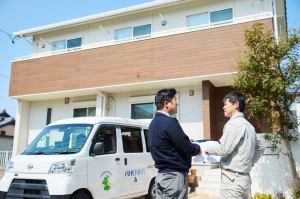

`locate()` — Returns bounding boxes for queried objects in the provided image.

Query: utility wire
[0,74,9,79]
[0,28,19,44]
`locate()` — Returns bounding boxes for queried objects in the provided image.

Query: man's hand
[204,150,209,155]
[190,139,196,142]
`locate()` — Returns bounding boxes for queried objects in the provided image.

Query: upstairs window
[133,24,151,38]
[52,37,82,51]
[114,24,151,41]
[114,27,132,41]
[210,8,233,24]
[67,37,82,49]
[187,13,209,29]
[187,8,233,29]
[52,40,66,51]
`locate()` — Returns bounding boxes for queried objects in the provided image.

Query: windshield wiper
[24,149,78,155]
[58,151,78,154]
[24,152,46,155]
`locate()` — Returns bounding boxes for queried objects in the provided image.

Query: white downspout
[96,91,106,116]
[272,0,279,43]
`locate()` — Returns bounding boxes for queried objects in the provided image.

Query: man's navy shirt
[148,112,201,173]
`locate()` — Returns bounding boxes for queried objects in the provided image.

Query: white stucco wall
[25,86,205,144]
[31,0,273,54]
[251,133,300,198]
[177,86,203,140]
[28,98,72,144]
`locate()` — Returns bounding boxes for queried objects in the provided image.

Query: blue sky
[0,0,299,118]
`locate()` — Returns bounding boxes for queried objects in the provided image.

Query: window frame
[72,101,96,118]
[210,8,233,25]
[51,36,83,52]
[90,124,117,155]
[46,107,52,125]
[143,129,150,152]
[73,107,96,117]
[186,12,209,30]
[51,40,66,51]
[114,27,132,41]
[129,95,156,120]
[133,24,151,39]
[114,24,152,42]
[67,37,83,50]
[120,126,143,153]
[186,7,233,29]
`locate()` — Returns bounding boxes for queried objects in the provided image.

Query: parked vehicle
[0,117,157,199]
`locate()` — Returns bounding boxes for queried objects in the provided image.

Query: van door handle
[115,158,120,161]
[124,158,127,165]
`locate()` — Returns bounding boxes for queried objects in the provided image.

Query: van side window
[143,129,150,152]
[92,126,117,154]
[121,127,143,153]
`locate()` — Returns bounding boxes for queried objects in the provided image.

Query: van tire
[146,178,156,199]
[71,192,90,199]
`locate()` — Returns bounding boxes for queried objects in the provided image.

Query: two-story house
[0,110,15,151]
[10,0,296,196]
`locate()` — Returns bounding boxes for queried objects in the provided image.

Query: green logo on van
[100,171,112,191]
[102,176,110,190]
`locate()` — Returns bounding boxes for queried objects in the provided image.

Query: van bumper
[0,191,70,199]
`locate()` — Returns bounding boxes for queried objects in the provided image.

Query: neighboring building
[10,0,298,197]
[0,110,15,151]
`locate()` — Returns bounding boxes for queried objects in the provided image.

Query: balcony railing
[13,12,272,62]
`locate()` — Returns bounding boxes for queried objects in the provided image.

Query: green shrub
[253,192,273,199]
[290,178,300,199]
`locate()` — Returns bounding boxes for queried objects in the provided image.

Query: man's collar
[157,111,170,117]
[230,112,244,120]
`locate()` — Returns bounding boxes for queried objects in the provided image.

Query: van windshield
[23,124,93,155]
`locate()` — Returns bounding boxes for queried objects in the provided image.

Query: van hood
[10,154,74,174]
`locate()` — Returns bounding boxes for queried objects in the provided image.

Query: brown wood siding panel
[9,19,273,96]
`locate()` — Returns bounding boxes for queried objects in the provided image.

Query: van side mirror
[91,142,104,156]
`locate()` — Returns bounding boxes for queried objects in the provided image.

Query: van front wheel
[71,192,90,199]
[146,178,156,199]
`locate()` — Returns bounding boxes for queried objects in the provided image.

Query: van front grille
[6,179,50,199]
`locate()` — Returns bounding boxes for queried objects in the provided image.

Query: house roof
[0,117,15,128]
[13,0,191,37]
[0,109,11,117]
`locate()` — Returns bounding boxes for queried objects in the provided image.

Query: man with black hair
[205,91,265,199]
[148,88,201,199]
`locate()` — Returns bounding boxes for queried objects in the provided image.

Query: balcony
[13,12,272,62]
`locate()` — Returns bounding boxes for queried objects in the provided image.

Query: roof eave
[13,0,191,37]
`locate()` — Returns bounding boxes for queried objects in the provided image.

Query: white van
[0,117,157,199]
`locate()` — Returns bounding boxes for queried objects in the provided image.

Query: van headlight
[49,159,76,174]
[5,160,14,173]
